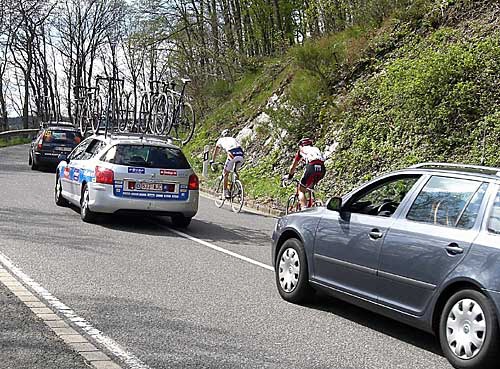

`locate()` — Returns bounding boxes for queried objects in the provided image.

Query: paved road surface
[0,144,452,369]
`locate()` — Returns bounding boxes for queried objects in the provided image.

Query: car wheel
[171,215,191,228]
[275,238,314,304]
[30,153,38,170]
[439,289,500,369]
[54,177,68,207]
[80,184,96,223]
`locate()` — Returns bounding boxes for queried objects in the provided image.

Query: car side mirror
[327,197,342,212]
[58,153,68,162]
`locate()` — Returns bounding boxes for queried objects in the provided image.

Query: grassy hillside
[187,0,500,206]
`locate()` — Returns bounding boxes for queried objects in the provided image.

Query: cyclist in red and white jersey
[286,138,326,209]
[210,129,245,198]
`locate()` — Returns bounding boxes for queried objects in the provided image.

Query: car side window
[407,176,485,228]
[346,175,420,217]
[80,140,106,160]
[102,146,117,163]
[456,183,488,229]
[487,190,500,235]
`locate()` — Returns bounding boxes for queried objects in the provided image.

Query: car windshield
[43,129,82,144]
[109,144,191,169]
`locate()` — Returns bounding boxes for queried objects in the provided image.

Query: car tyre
[80,184,97,223]
[275,238,314,304]
[30,153,38,170]
[54,177,68,207]
[171,215,191,228]
[439,289,500,369]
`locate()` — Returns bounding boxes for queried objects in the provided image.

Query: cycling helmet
[298,138,313,147]
[221,129,230,137]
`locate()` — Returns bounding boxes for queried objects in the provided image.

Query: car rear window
[43,129,82,144]
[105,144,191,169]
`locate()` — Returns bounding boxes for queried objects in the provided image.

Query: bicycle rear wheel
[286,194,299,215]
[169,101,195,145]
[230,180,244,213]
[214,176,225,208]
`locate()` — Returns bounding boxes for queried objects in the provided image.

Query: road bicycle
[211,162,244,213]
[94,75,125,136]
[75,85,101,136]
[166,78,195,145]
[281,177,323,215]
[138,80,168,134]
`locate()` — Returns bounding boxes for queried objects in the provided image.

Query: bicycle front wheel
[170,101,195,145]
[214,176,225,208]
[230,180,244,213]
[286,194,299,215]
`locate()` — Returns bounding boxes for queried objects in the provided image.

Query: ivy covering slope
[187,0,500,206]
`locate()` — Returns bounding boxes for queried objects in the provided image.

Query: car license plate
[127,182,175,192]
[56,146,72,152]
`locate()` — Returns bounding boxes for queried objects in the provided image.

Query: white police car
[55,134,199,227]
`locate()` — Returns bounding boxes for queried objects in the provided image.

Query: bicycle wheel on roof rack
[91,95,102,134]
[152,93,169,135]
[78,99,91,136]
[138,94,150,133]
[117,91,130,132]
[169,101,195,145]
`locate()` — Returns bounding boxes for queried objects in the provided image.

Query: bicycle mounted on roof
[75,76,195,145]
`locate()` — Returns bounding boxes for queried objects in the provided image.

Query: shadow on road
[304,292,443,357]
[95,214,271,247]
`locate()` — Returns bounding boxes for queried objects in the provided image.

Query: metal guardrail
[0,129,39,139]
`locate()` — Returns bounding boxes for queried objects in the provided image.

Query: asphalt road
[0,144,453,369]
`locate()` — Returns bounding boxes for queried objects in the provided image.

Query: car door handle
[369,229,383,240]
[445,243,464,255]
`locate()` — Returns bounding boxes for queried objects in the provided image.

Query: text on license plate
[127,182,175,192]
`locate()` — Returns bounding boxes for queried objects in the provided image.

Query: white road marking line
[153,221,274,272]
[0,251,151,369]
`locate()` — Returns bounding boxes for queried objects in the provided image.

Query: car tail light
[37,137,43,150]
[188,173,199,190]
[95,166,114,185]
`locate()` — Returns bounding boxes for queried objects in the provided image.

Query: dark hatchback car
[29,123,82,170]
[272,163,500,369]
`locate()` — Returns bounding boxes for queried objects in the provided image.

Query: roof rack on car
[409,162,500,176]
[107,131,176,145]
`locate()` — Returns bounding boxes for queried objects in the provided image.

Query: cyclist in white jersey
[210,129,245,198]
[286,138,326,209]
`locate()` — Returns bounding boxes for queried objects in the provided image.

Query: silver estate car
[55,134,199,227]
[272,163,500,369]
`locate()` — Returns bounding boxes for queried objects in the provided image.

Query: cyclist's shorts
[300,160,326,189]
[224,155,245,173]
[228,147,244,157]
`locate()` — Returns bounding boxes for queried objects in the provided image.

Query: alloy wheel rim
[446,298,486,360]
[278,247,300,293]
[82,189,89,215]
[55,180,61,201]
